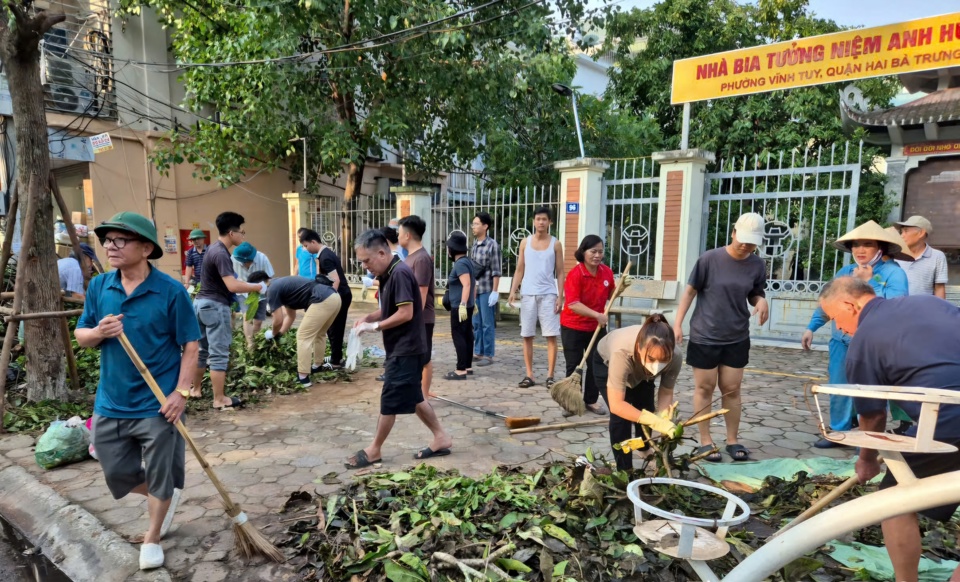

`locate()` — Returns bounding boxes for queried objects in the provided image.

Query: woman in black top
[445,231,476,380]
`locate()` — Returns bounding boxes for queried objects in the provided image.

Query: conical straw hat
[831,220,912,261]
[883,227,915,262]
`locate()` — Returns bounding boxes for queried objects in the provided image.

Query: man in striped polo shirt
[894,216,948,299]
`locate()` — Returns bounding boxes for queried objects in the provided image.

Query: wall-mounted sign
[672,13,960,104]
[90,132,113,154]
[566,202,580,214]
[903,140,960,156]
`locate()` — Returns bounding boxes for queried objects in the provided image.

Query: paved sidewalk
[0,306,849,581]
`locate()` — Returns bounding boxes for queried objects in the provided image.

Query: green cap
[188,228,206,240]
[94,212,163,260]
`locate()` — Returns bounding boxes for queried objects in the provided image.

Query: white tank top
[521,236,558,295]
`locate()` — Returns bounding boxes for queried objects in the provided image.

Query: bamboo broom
[433,396,539,429]
[550,261,632,416]
[116,331,284,562]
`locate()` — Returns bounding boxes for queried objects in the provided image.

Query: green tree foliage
[603,0,901,222]
[116,0,604,199]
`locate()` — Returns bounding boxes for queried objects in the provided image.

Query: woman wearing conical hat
[801,220,910,449]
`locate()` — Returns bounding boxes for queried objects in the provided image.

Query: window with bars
[37,0,115,118]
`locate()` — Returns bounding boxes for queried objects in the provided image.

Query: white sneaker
[159,488,181,539]
[139,543,164,570]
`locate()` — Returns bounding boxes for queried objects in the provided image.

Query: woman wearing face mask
[594,313,681,471]
[801,220,910,448]
[559,235,615,416]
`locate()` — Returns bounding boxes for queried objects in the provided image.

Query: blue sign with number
[566,202,580,214]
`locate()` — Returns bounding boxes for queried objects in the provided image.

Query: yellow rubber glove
[636,409,678,436]
[458,304,468,322]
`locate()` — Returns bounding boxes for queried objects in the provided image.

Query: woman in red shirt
[560,235,615,415]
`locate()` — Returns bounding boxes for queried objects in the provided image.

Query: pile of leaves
[278,463,959,581]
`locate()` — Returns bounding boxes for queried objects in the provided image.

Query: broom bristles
[227,504,286,562]
[550,371,586,416]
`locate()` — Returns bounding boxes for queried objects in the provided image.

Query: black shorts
[381,354,426,415]
[686,338,750,370]
[423,324,434,365]
[879,438,960,521]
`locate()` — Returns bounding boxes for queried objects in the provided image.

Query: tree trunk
[341,158,364,256]
[0,7,70,402]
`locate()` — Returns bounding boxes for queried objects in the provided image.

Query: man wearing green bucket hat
[183,228,207,290]
[76,211,201,570]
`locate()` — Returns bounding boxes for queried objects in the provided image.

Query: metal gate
[702,142,862,339]
[602,159,660,278]
[307,194,395,284]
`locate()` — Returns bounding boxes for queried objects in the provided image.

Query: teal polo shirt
[78,266,201,418]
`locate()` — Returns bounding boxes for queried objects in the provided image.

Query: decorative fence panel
[702,142,862,339]
[602,159,660,279]
[307,194,396,284]
[431,183,561,289]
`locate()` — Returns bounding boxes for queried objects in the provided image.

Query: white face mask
[644,360,665,376]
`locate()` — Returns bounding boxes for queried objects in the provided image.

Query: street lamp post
[289,136,307,191]
[551,83,585,158]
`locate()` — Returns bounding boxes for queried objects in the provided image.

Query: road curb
[0,463,171,582]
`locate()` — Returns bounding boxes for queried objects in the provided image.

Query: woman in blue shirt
[801,220,910,448]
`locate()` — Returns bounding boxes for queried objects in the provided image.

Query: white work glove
[362,275,375,288]
[458,304,468,322]
[487,292,499,307]
[258,282,268,294]
[355,321,378,335]
[263,329,274,340]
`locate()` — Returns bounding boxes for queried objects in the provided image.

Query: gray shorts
[195,298,233,371]
[520,294,560,338]
[92,415,185,501]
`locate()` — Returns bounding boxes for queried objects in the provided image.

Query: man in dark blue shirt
[818,276,960,582]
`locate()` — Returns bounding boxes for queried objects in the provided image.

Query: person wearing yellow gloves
[445,231,476,380]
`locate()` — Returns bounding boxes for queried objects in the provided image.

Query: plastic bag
[35,417,91,469]
[345,329,363,371]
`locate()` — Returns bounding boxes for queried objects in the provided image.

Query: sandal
[345,450,381,469]
[585,403,607,415]
[414,446,451,459]
[725,444,752,462]
[444,371,468,380]
[545,377,555,388]
[694,444,722,463]
[213,396,244,411]
[518,376,536,388]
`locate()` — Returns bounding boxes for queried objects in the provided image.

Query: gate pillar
[392,186,434,253]
[283,191,313,276]
[651,150,715,321]
[554,158,609,275]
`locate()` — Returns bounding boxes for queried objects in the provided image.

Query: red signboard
[903,141,960,156]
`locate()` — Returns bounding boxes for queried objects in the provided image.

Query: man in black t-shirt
[347,229,452,469]
[248,272,342,387]
[299,229,353,368]
[193,212,265,410]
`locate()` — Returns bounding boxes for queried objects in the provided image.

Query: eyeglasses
[99,235,139,249]
[230,229,246,237]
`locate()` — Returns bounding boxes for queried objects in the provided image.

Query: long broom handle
[433,395,506,419]
[572,261,633,372]
[771,474,859,538]
[509,418,608,434]
[116,331,241,515]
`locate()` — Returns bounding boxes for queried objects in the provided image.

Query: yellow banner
[671,13,960,104]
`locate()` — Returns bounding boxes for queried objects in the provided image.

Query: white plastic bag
[345,329,363,371]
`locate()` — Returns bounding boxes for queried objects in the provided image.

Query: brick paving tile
[0,304,882,580]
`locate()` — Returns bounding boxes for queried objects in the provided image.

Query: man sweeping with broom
[76,212,201,570]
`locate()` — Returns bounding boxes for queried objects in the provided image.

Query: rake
[550,261,632,416]
[117,331,284,562]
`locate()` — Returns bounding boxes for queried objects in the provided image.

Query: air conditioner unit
[45,85,95,114]
[41,54,96,91]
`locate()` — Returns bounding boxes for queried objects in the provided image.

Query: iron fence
[307,194,396,284]
[431,182,561,289]
[602,158,660,279]
[702,142,862,293]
